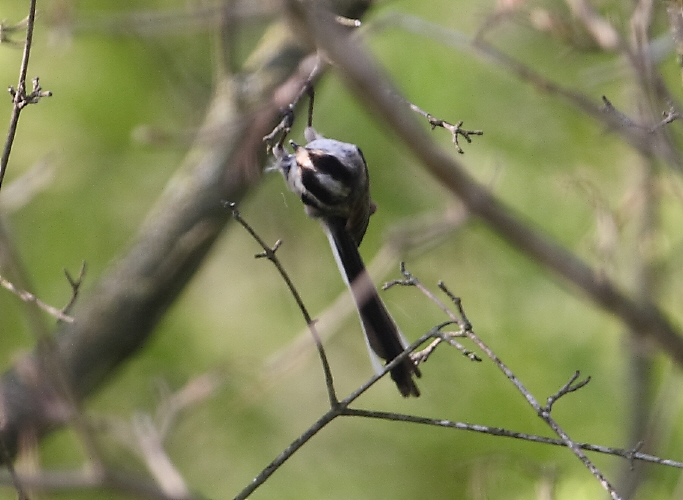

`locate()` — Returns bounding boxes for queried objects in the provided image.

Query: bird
[274,126,421,397]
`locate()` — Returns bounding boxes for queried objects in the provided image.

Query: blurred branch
[84,373,220,498]
[374,12,683,172]
[294,2,683,371]
[0,17,29,47]
[0,273,74,323]
[564,0,622,51]
[72,1,278,37]
[0,468,204,500]
[612,4,663,494]
[131,414,190,499]
[0,0,373,464]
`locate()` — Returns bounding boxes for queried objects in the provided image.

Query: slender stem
[0,0,38,191]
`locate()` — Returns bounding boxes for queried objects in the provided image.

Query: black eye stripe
[301,168,346,207]
[307,151,356,184]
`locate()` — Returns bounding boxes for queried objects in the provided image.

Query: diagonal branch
[292,4,683,368]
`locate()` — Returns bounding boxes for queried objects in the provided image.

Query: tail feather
[323,217,420,397]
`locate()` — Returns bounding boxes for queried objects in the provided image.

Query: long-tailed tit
[274,127,421,397]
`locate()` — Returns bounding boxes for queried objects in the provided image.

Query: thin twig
[227,201,338,406]
[0,0,51,191]
[405,99,483,154]
[0,273,74,323]
[384,263,478,361]
[340,408,683,468]
[61,261,86,316]
[385,263,621,498]
[545,371,592,413]
[262,59,324,151]
[436,280,621,499]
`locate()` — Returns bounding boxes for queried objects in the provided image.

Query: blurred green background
[1,0,682,498]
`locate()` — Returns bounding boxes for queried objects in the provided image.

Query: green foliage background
[1,0,682,498]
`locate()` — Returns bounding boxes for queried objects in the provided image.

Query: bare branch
[341,408,683,468]
[404,99,482,154]
[435,277,619,498]
[61,262,87,316]
[0,273,74,323]
[564,0,622,51]
[228,202,339,406]
[544,371,592,413]
[0,0,52,191]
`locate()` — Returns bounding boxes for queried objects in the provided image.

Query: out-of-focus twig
[0,274,74,323]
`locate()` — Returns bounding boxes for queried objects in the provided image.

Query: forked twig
[387,264,620,498]
[437,278,620,499]
[61,262,87,316]
[227,202,437,499]
[263,61,482,155]
[405,99,483,154]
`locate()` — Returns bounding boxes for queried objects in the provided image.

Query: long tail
[322,217,420,397]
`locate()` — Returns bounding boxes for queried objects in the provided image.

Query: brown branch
[374,12,683,171]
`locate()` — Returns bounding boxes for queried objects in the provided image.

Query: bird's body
[275,127,421,397]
